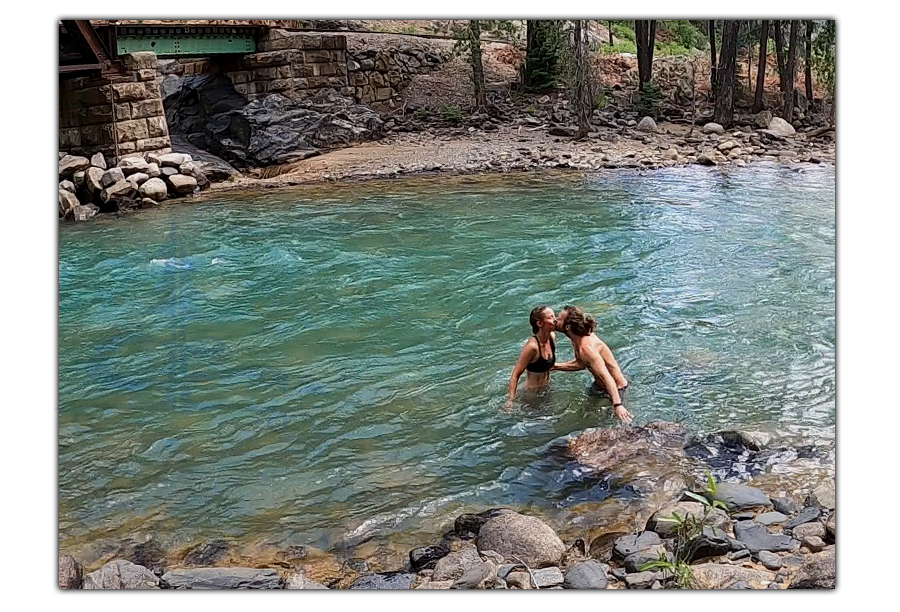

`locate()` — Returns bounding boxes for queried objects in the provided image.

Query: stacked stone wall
[59,53,171,163]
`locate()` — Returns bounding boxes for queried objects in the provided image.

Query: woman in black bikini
[505,305,557,409]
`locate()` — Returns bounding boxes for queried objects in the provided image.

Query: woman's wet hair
[529,305,551,333]
[561,305,596,336]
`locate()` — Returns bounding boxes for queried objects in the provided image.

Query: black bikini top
[526,335,555,373]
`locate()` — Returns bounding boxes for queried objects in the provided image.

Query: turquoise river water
[58,165,835,560]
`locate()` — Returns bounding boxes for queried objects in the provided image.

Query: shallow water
[58,165,835,560]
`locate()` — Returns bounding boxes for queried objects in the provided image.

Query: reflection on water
[59,165,834,561]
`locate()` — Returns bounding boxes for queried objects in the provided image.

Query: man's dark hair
[561,305,596,336]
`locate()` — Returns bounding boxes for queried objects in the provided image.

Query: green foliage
[610,21,636,42]
[524,20,564,92]
[811,20,835,95]
[639,473,729,589]
[654,41,692,57]
[636,81,662,118]
[413,107,431,121]
[661,20,707,50]
[595,41,637,55]
[440,105,462,124]
[400,25,417,35]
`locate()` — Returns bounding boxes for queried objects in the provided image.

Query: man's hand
[614,404,633,424]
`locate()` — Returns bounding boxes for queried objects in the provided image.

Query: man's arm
[552,359,586,372]
[582,349,633,424]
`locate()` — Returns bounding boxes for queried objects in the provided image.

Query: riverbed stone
[825,512,835,538]
[409,543,449,571]
[688,526,733,562]
[101,167,125,187]
[702,122,725,135]
[91,152,107,170]
[60,179,76,193]
[162,567,282,589]
[146,162,161,178]
[126,172,150,187]
[734,520,799,553]
[285,571,329,589]
[613,531,662,560]
[806,480,835,510]
[646,501,730,538]
[532,566,564,588]
[768,116,796,136]
[506,571,533,589]
[350,571,415,590]
[791,521,826,540]
[59,555,83,589]
[757,550,782,570]
[755,511,788,526]
[636,116,658,133]
[416,579,455,589]
[167,173,198,194]
[753,110,773,129]
[624,570,657,589]
[139,177,168,201]
[697,153,717,165]
[802,535,826,552]
[83,559,160,589]
[155,152,193,167]
[771,497,799,515]
[729,549,750,561]
[624,544,669,573]
[712,482,772,511]
[432,543,482,581]
[449,561,496,589]
[788,548,835,588]
[476,511,565,568]
[563,560,608,589]
[784,506,821,529]
[59,154,91,178]
[691,563,775,589]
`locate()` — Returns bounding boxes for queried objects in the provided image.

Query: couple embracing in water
[505,305,633,424]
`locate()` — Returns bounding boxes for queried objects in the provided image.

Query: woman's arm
[506,340,537,407]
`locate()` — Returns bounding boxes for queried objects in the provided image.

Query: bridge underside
[114,25,260,57]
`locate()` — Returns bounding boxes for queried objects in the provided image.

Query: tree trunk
[773,20,787,92]
[708,20,717,97]
[635,19,657,90]
[608,20,613,45]
[524,20,561,91]
[573,20,593,139]
[805,20,814,102]
[713,20,740,128]
[781,20,799,121]
[468,20,487,110]
[752,20,769,113]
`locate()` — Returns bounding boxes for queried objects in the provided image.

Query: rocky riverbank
[59,422,835,590]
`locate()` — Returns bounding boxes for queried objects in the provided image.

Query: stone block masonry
[59,52,171,163]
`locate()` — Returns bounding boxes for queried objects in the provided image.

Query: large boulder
[167,173,198,195]
[710,482,772,511]
[84,166,104,195]
[476,511,566,568]
[117,156,151,175]
[645,501,730,539]
[563,560,609,589]
[100,167,125,188]
[767,116,796,136]
[59,188,80,217]
[636,116,658,133]
[432,543,482,582]
[789,548,835,588]
[753,110,773,129]
[59,155,91,178]
[169,135,241,182]
[701,122,725,135]
[82,559,160,589]
[59,555,83,589]
[101,179,137,204]
[161,567,283,589]
[139,177,168,201]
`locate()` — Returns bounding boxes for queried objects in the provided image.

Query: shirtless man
[552,305,633,424]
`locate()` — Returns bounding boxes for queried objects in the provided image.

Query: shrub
[440,105,462,124]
